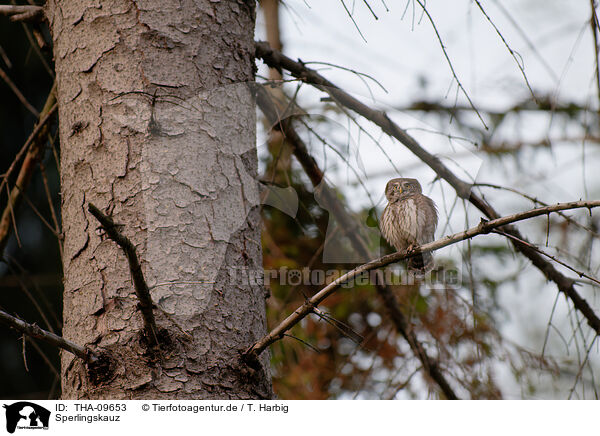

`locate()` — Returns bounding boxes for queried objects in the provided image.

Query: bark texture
[48,0,272,399]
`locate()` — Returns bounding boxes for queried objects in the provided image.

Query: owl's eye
[402,183,410,189]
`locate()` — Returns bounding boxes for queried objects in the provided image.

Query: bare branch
[256,86,459,399]
[246,200,600,359]
[0,308,96,363]
[0,66,39,116]
[0,86,57,257]
[254,40,600,336]
[87,203,160,350]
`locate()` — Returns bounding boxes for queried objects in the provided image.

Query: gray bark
[48,0,272,399]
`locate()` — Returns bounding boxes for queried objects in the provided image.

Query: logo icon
[3,402,50,433]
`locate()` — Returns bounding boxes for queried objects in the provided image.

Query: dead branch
[253,40,600,336]
[0,308,97,363]
[88,203,160,350]
[245,200,600,362]
[256,86,459,399]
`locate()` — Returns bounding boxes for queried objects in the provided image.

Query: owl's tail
[408,250,434,275]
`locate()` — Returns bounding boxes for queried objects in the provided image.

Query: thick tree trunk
[47,0,272,399]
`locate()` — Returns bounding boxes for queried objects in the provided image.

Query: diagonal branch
[253,40,600,336]
[471,0,537,101]
[412,0,489,126]
[0,85,57,257]
[0,66,39,116]
[0,308,97,364]
[256,86,459,399]
[246,200,600,362]
[589,0,600,115]
[491,228,600,286]
[88,203,159,350]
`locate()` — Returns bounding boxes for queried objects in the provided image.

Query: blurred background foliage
[0,7,59,398]
[1,0,599,399]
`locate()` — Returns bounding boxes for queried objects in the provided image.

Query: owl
[380,178,438,274]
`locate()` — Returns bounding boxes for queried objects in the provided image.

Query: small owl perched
[380,178,438,274]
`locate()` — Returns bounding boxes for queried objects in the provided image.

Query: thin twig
[0,90,56,195]
[491,229,600,286]
[0,66,39,116]
[489,0,558,82]
[0,88,57,257]
[16,11,54,77]
[39,161,63,260]
[340,0,368,42]
[24,336,59,377]
[0,43,12,68]
[313,307,364,344]
[302,60,388,96]
[21,335,29,372]
[16,184,60,237]
[282,333,321,353]
[413,0,488,128]
[245,200,600,359]
[472,0,537,101]
[361,0,378,19]
[5,183,21,248]
[589,0,600,115]
[568,335,598,399]
[474,182,600,238]
[4,261,55,334]
[87,203,160,350]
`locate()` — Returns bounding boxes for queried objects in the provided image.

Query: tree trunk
[47,0,272,399]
